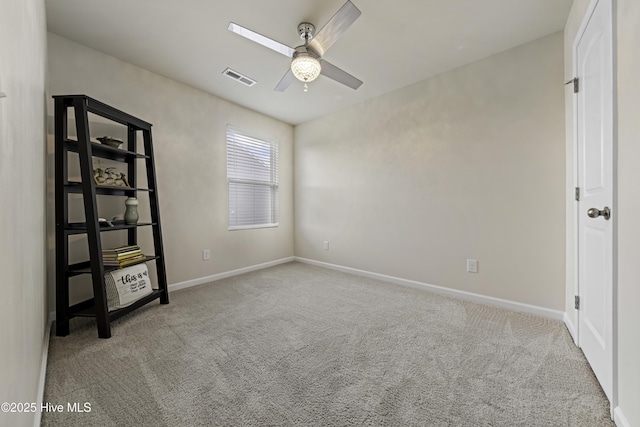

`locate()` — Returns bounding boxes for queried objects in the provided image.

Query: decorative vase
[124,197,139,225]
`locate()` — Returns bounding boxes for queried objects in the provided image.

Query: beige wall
[0,0,48,426]
[564,0,640,424]
[46,34,294,306]
[295,32,566,310]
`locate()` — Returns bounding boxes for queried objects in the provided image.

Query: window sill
[228,223,279,231]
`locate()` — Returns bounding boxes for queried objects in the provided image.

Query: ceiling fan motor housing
[293,45,320,59]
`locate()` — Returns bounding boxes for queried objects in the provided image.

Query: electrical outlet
[467,259,478,273]
[203,249,211,260]
[323,241,329,250]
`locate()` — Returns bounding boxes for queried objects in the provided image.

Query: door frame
[569,0,617,414]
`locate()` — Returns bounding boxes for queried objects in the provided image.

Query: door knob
[587,206,611,220]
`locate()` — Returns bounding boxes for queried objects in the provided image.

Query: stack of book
[102,245,146,268]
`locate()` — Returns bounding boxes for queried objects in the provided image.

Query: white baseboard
[47,257,565,322]
[169,257,295,292]
[295,257,565,321]
[34,313,54,427]
[563,312,578,343]
[614,406,631,427]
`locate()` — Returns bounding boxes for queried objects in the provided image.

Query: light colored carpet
[43,261,613,426]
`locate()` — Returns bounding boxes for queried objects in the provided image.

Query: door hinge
[575,295,580,310]
[575,187,580,201]
[565,77,579,93]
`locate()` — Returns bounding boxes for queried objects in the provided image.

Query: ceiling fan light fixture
[291,51,321,82]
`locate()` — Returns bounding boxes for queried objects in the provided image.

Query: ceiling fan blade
[228,22,295,57]
[309,0,361,56]
[319,59,362,90]
[274,69,296,92]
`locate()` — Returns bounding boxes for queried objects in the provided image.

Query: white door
[575,0,614,402]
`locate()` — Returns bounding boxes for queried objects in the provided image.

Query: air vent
[223,68,257,87]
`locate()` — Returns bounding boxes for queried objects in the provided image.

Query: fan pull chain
[304,83,309,92]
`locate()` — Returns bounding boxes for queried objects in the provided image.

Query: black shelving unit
[54,95,169,339]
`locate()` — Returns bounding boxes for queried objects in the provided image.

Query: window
[226,126,279,230]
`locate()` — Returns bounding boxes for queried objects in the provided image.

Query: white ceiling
[46,0,573,125]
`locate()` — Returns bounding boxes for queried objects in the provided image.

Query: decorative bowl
[97,136,123,148]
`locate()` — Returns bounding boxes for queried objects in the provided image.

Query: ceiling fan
[228,0,363,92]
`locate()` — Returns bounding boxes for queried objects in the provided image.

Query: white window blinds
[226,126,279,229]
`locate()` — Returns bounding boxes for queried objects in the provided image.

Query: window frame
[226,125,279,231]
